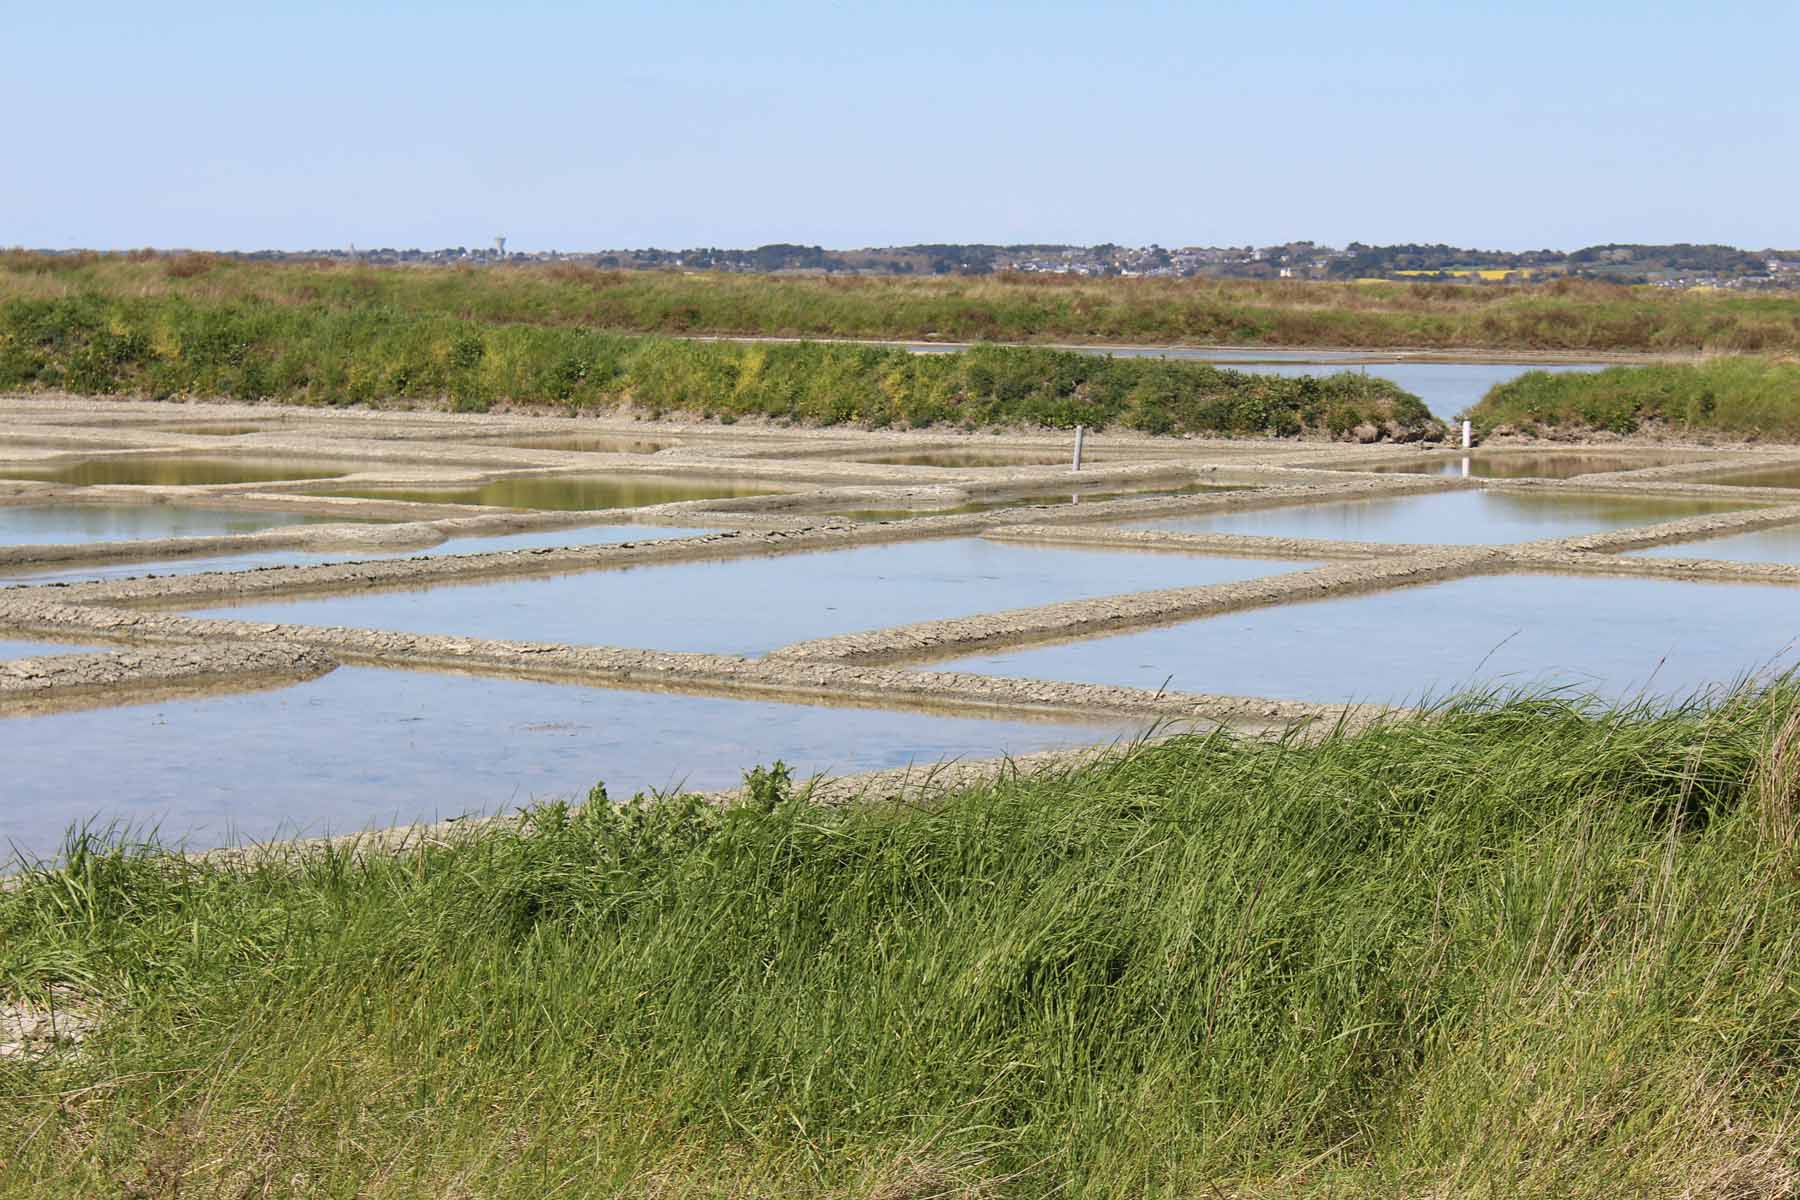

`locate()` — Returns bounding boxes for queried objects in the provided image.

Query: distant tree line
[1327,242,1773,280]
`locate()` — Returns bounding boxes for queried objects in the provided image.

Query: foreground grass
[1471,357,1800,437]
[6,251,1800,352]
[0,292,1438,438]
[5,691,1800,1197]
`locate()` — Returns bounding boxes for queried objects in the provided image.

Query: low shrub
[0,294,1441,439]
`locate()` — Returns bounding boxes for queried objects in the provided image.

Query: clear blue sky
[8,0,1794,252]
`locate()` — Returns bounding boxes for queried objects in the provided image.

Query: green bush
[1470,358,1800,437]
[0,294,1442,439]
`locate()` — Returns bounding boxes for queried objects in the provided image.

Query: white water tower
[494,235,506,258]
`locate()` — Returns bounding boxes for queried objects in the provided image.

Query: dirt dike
[1565,454,1800,485]
[0,520,452,569]
[0,500,788,572]
[1518,503,1800,555]
[0,641,336,715]
[1507,551,1800,585]
[0,589,1374,728]
[985,523,1419,561]
[988,504,1800,578]
[981,504,1800,590]
[0,391,1386,449]
[768,549,1500,665]
[0,988,98,1061]
[1477,477,1800,503]
[0,425,1453,578]
[0,392,1304,469]
[4,477,1798,720]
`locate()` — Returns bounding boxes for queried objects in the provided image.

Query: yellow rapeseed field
[1392,268,1536,281]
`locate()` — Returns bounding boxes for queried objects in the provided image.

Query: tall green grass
[1470,357,1800,437]
[0,293,1438,438]
[5,689,1800,1197]
[5,252,1800,352]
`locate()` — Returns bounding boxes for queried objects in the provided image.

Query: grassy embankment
[6,689,1800,1197]
[0,293,1438,439]
[4,251,1800,352]
[1470,358,1800,438]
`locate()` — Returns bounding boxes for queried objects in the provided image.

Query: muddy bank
[0,587,1370,729]
[0,642,336,715]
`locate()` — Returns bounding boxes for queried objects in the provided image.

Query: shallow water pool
[929,573,1800,703]
[831,483,1244,522]
[850,450,1087,468]
[486,434,673,453]
[0,457,361,486]
[0,667,1136,862]
[0,503,368,545]
[1707,466,1800,490]
[1117,490,1751,544]
[190,540,1312,656]
[154,425,270,436]
[317,474,780,510]
[0,637,98,659]
[1624,524,1800,565]
[0,525,718,588]
[1222,361,1608,420]
[1332,452,1708,479]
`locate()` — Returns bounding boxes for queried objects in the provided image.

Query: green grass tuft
[5,252,1800,353]
[0,292,1438,438]
[5,687,1800,1195]
[1468,357,1800,437]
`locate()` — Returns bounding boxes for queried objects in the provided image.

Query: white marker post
[1462,419,1472,449]
[1072,424,1086,472]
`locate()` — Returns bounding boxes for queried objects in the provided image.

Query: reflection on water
[319,474,779,510]
[1,457,356,485]
[490,435,672,453]
[1627,524,1800,565]
[932,574,1800,703]
[0,526,718,588]
[833,483,1245,522]
[0,638,97,659]
[1710,466,1800,490]
[1195,361,1607,420]
[191,540,1313,657]
[852,451,1083,467]
[1338,453,1707,479]
[157,425,268,436]
[0,667,1136,861]
[0,504,366,545]
[1119,490,1752,544]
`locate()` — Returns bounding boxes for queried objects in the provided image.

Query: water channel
[0,667,1138,862]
